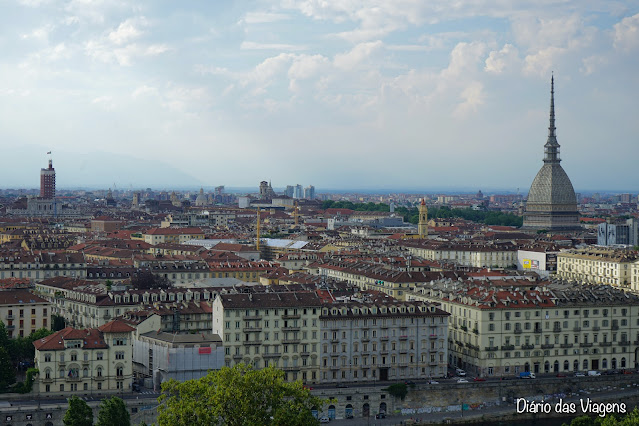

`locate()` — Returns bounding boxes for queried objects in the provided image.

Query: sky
[0,0,638,193]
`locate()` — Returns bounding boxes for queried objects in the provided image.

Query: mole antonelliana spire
[522,75,581,231]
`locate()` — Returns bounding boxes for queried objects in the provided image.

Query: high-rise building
[523,77,581,231]
[303,185,315,200]
[40,159,56,199]
[293,184,303,199]
[284,185,294,198]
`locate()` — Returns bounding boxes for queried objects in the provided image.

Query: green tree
[0,346,16,392]
[63,395,94,426]
[157,364,327,426]
[385,382,408,400]
[96,396,130,426]
[52,314,66,331]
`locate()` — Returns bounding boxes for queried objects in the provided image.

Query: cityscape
[1,1,639,426]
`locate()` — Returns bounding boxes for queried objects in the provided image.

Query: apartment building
[408,279,639,377]
[142,228,205,245]
[556,247,638,288]
[212,292,323,383]
[0,250,87,281]
[316,260,465,301]
[0,289,50,338]
[319,298,449,384]
[34,320,135,396]
[400,240,518,268]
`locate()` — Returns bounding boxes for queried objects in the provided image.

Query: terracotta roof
[33,327,109,351]
[98,319,136,333]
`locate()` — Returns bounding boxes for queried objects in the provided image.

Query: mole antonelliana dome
[522,77,581,231]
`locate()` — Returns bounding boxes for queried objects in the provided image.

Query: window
[97,352,103,360]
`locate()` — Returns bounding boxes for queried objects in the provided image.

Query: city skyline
[1,1,638,190]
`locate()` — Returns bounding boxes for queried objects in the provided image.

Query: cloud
[91,96,115,110]
[108,18,145,45]
[241,12,290,24]
[613,13,639,51]
[485,44,519,74]
[523,46,565,76]
[240,41,306,51]
[454,81,484,117]
[333,41,383,70]
[131,85,159,99]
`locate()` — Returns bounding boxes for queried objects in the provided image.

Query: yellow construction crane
[293,201,300,226]
[256,207,261,251]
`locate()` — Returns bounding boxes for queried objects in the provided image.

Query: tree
[157,364,327,426]
[52,314,66,331]
[96,396,130,426]
[131,271,171,290]
[0,346,16,392]
[385,382,408,400]
[63,395,94,426]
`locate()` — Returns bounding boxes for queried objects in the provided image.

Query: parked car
[623,370,634,375]
[457,378,469,383]
[473,377,486,382]
[375,413,386,419]
[429,380,439,384]
[556,373,566,378]
[404,380,416,386]
[336,383,348,388]
[319,416,330,423]
[575,372,586,377]
[588,370,601,376]
[455,368,466,377]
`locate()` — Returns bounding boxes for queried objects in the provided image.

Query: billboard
[523,259,531,269]
[522,259,539,269]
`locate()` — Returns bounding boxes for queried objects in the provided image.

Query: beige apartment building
[408,279,639,377]
[0,289,50,338]
[401,241,518,268]
[212,292,323,384]
[319,299,449,384]
[556,247,638,288]
[0,251,87,281]
[34,320,135,396]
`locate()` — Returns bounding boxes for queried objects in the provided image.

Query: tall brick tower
[40,158,56,199]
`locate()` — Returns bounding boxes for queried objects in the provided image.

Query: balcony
[485,346,498,352]
[429,334,438,339]
[41,377,53,383]
[283,326,300,331]
[65,376,81,382]
[521,344,534,350]
[263,353,280,358]
[501,345,514,351]
[94,375,105,381]
[560,343,573,349]
[619,341,630,346]
[5,314,14,320]
[244,340,262,345]
[244,315,262,321]
[330,365,340,370]
[243,327,262,332]
[6,324,15,329]
[380,336,389,341]
[553,326,561,332]
[233,354,243,359]
[514,329,522,334]
[399,349,408,354]
[579,343,593,348]
[612,325,620,330]
[541,344,555,349]
[361,337,370,342]
[467,344,479,351]
[300,351,311,357]
[399,335,408,340]
[429,360,439,366]
[599,342,612,347]
[533,329,542,334]
[573,327,581,332]
[282,339,300,344]
[282,314,300,320]
[634,340,639,346]
[592,326,600,331]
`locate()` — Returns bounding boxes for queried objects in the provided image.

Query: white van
[588,370,601,376]
[456,368,466,376]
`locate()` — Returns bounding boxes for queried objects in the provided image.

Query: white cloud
[580,55,607,75]
[613,14,639,51]
[21,24,54,40]
[240,41,306,51]
[131,85,159,99]
[523,46,565,76]
[108,18,145,45]
[454,81,484,118]
[241,12,290,24]
[484,44,519,74]
[333,41,383,70]
[91,96,115,110]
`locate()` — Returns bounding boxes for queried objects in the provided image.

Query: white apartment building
[212,292,323,383]
[409,279,639,377]
[34,320,135,396]
[0,289,50,338]
[557,247,638,288]
[319,299,449,384]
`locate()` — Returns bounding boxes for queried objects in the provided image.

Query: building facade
[556,247,638,288]
[0,289,50,338]
[34,320,135,396]
[40,159,56,199]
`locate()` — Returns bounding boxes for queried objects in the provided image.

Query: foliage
[563,408,639,425]
[0,346,15,392]
[322,200,390,212]
[131,271,171,290]
[13,368,39,394]
[96,396,130,426]
[64,395,94,426]
[385,383,408,400]
[157,364,327,426]
[52,314,67,331]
